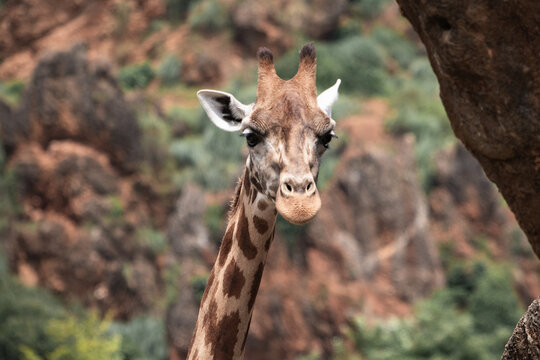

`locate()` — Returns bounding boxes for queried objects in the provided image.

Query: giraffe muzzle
[275,175,321,225]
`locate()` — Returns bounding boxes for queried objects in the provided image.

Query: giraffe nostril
[306,182,312,191]
[285,183,292,192]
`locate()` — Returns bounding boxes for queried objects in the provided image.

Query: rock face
[1,47,167,318]
[396,0,540,257]
[309,135,443,301]
[231,0,347,53]
[502,296,540,360]
[1,44,142,173]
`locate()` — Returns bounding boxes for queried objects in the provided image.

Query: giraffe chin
[275,191,322,225]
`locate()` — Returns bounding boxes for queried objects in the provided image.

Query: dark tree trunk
[395,1,540,357]
[395,0,540,256]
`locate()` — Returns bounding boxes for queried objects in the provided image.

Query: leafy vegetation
[118,63,155,90]
[328,259,522,360]
[135,227,167,256]
[166,0,198,21]
[0,264,65,359]
[0,249,168,360]
[386,58,455,190]
[276,35,389,96]
[0,143,19,233]
[109,317,168,360]
[157,55,182,87]
[0,81,25,106]
[21,314,122,360]
[188,0,230,32]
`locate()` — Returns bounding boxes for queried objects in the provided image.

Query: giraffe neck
[187,165,277,360]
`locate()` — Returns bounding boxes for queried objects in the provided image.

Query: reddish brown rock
[396,0,540,257]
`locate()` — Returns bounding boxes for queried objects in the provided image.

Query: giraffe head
[198,43,340,225]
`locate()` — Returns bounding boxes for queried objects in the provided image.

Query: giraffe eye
[319,130,337,149]
[240,129,263,147]
[246,133,261,147]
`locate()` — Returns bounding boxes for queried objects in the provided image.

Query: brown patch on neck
[253,215,269,234]
[237,206,257,260]
[203,299,242,360]
[218,225,234,267]
[222,259,246,299]
[257,199,268,211]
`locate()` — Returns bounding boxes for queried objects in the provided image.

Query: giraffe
[187,43,341,360]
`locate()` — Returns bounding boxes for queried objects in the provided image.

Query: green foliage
[135,227,167,256]
[170,115,244,190]
[157,55,182,87]
[341,259,522,360]
[0,81,25,106]
[468,265,522,334]
[0,143,20,233]
[191,275,209,305]
[22,313,122,360]
[106,196,124,221]
[166,0,198,22]
[204,204,225,241]
[167,106,204,134]
[109,316,168,360]
[164,262,182,305]
[386,58,454,190]
[350,0,392,20]
[118,63,155,90]
[276,35,389,96]
[509,226,534,258]
[137,111,172,172]
[188,0,230,32]
[370,26,417,69]
[0,270,64,359]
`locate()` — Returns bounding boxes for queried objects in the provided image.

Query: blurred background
[0,0,538,359]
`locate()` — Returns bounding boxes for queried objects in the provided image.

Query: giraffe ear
[197,90,254,132]
[317,79,341,117]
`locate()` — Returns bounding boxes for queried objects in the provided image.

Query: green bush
[109,316,168,360]
[188,0,230,32]
[166,0,198,21]
[386,58,454,190]
[0,81,25,106]
[22,313,122,360]
[118,63,155,90]
[341,259,522,360]
[469,265,522,334]
[276,36,389,96]
[371,26,418,69]
[135,227,168,256]
[157,55,182,87]
[137,111,172,172]
[167,106,204,134]
[204,204,225,241]
[0,271,64,359]
[191,275,209,305]
[169,114,244,190]
[0,143,20,233]
[350,0,392,20]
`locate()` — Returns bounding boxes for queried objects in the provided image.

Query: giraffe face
[241,88,336,224]
[197,43,340,224]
